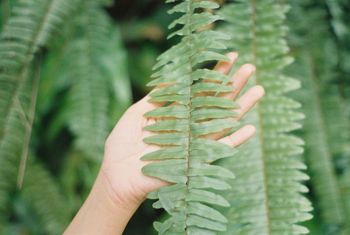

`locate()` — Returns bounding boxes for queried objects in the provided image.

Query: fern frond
[0,64,38,221]
[218,1,312,234]
[65,1,131,160]
[293,54,350,235]
[0,0,80,140]
[0,0,80,220]
[288,1,350,233]
[22,158,70,235]
[325,0,350,107]
[141,0,238,234]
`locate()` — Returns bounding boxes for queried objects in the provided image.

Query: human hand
[100,52,265,210]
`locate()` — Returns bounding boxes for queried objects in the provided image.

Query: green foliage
[0,0,79,139]
[218,1,312,234]
[21,159,70,235]
[0,0,349,234]
[0,0,81,216]
[141,0,241,233]
[288,1,350,234]
[0,0,132,233]
[0,65,37,231]
[65,1,131,160]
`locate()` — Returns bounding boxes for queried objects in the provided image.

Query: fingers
[226,64,256,100]
[213,52,238,74]
[219,125,256,147]
[136,51,241,115]
[236,85,265,120]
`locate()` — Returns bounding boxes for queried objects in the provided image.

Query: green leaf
[144,119,189,132]
[142,159,187,183]
[192,97,239,109]
[141,146,186,161]
[218,1,312,234]
[144,133,188,146]
[144,105,188,119]
[191,118,238,137]
[141,0,238,233]
[187,202,227,223]
[187,189,230,207]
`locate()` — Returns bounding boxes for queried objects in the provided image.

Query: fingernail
[227,52,238,62]
[243,64,256,75]
[248,64,256,73]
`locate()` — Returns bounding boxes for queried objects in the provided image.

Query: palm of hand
[101,53,264,206]
[102,99,166,205]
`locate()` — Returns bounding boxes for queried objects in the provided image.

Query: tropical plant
[141,0,240,233]
[217,0,312,234]
[0,0,349,234]
[287,0,350,234]
[0,0,81,228]
[0,0,132,233]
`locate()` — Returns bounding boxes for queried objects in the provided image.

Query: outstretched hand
[101,52,265,208]
[64,52,265,235]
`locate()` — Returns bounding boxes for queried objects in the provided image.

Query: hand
[64,52,265,235]
[100,52,265,209]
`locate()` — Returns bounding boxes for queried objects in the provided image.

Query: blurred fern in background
[287,0,350,234]
[218,1,311,234]
[0,0,131,234]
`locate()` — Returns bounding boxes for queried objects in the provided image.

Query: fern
[21,158,70,235]
[218,1,312,234]
[65,1,131,160]
[0,62,39,225]
[0,0,79,225]
[288,1,350,233]
[141,0,240,234]
[293,54,350,235]
[0,0,80,140]
[325,0,350,107]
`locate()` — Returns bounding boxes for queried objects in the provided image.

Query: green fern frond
[0,0,80,220]
[218,1,312,234]
[292,54,350,235]
[325,0,350,107]
[288,1,350,233]
[325,0,348,41]
[0,63,39,220]
[65,1,131,160]
[0,0,80,140]
[141,0,239,234]
[21,158,70,235]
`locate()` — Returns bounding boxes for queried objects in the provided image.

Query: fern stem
[184,1,194,233]
[17,58,41,189]
[304,52,346,229]
[249,0,273,233]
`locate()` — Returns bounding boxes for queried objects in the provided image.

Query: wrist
[96,170,143,213]
[64,170,141,235]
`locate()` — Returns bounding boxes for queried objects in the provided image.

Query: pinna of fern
[141,0,241,234]
[218,0,312,234]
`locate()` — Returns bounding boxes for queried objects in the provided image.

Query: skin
[64,52,265,235]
